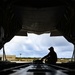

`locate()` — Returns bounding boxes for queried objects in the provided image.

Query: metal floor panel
[9,64,68,75]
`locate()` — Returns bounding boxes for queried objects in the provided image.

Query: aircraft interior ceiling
[0,0,75,49]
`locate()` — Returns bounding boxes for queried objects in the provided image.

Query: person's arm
[41,52,50,60]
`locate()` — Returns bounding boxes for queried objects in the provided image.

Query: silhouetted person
[41,47,57,64]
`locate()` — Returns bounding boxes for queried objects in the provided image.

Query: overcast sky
[0,33,74,58]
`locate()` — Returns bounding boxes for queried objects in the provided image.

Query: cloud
[0,33,74,58]
[54,45,74,58]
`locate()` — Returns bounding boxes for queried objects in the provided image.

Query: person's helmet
[48,47,54,51]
